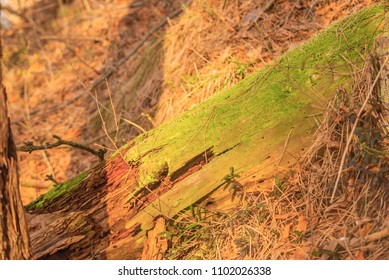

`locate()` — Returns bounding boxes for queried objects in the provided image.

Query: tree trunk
[0,29,32,260]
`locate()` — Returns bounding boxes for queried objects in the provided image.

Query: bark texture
[0,87,32,259]
[0,22,32,259]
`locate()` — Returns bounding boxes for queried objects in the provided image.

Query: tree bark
[0,28,32,260]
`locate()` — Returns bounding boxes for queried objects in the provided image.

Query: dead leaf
[281,224,291,241]
[359,222,374,237]
[292,246,309,259]
[325,195,348,212]
[347,177,355,186]
[321,240,338,260]
[355,250,365,260]
[295,216,309,233]
[365,164,380,173]
[226,24,235,32]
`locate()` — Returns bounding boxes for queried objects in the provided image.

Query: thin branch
[45,174,59,186]
[121,118,147,134]
[105,79,119,142]
[41,150,55,178]
[17,135,107,162]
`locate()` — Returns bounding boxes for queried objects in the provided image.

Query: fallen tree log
[25,5,385,259]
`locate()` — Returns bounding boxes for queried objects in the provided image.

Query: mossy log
[25,6,385,259]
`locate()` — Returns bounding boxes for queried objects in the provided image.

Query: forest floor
[2,0,379,204]
[2,0,388,261]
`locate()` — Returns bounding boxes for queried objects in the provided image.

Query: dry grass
[166,56,388,260]
[2,0,386,260]
[156,0,381,124]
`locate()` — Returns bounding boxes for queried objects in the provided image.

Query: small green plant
[166,206,207,259]
[158,231,172,241]
[228,58,253,79]
[256,203,267,223]
[222,167,244,201]
[311,248,341,260]
[189,204,206,222]
[273,175,285,198]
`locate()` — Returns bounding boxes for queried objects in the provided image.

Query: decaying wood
[26,126,310,260]
[27,155,142,259]
[141,217,169,260]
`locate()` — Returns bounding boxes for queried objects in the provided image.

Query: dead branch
[45,174,59,186]
[17,135,107,162]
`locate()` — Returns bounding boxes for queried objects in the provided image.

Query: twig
[41,149,55,178]
[39,35,104,43]
[263,0,276,13]
[129,2,145,8]
[93,91,128,165]
[106,79,119,142]
[70,63,148,135]
[17,135,107,162]
[330,57,387,203]
[45,174,59,186]
[67,46,101,75]
[305,0,318,19]
[94,91,119,151]
[122,118,147,134]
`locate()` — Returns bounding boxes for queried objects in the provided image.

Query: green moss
[25,171,89,211]
[126,161,169,204]
[124,5,384,188]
